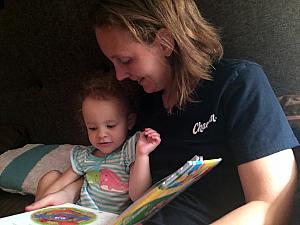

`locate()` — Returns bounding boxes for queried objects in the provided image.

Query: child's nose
[97,128,107,138]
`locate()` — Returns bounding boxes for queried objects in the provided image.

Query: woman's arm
[211,149,297,225]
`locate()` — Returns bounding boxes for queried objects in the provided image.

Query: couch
[0,0,299,224]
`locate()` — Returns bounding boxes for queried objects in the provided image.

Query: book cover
[111,155,221,225]
[0,155,221,225]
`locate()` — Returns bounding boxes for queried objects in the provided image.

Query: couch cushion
[278,95,300,141]
[0,144,72,195]
[197,0,300,97]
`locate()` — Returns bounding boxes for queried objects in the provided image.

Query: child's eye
[107,124,116,129]
[88,127,97,131]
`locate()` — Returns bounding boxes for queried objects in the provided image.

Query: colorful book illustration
[0,155,221,225]
[0,203,118,225]
[110,155,222,225]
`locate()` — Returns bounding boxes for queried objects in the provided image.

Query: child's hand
[136,128,161,156]
[25,189,72,211]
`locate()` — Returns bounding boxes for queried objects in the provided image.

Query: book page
[112,156,222,225]
[0,203,118,225]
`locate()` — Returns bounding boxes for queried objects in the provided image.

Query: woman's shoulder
[194,58,270,102]
[213,58,262,71]
[210,58,267,86]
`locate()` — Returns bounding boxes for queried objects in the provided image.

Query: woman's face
[95,26,172,94]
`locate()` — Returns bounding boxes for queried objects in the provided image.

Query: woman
[27,0,298,224]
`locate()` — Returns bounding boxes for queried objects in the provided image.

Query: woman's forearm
[211,201,274,225]
[212,150,297,225]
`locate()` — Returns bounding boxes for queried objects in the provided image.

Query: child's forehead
[84,95,129,112]
[97,95,125,106]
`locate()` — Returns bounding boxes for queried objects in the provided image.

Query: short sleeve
[222,62,299,164]
[70,145,90,175]
[121,132,139,172]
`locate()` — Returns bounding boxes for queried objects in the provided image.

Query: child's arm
[26,178,83,211]
[129,128,161,201]
[41,167,81,198]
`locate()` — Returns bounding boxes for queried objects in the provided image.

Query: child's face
[82,96,134,157]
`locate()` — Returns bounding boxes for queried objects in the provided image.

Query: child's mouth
[98,142,112,148]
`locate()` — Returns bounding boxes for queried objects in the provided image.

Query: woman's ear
[156,28,174,57]
[127,113,137,130]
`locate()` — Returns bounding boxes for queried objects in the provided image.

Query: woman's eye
[119,58,131,64]
[88,127,96,131]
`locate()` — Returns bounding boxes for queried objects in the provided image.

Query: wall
[0,0,107,144]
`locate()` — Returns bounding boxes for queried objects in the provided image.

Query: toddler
[31,75,160,214]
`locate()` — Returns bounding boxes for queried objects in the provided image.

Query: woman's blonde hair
[90,0,223,111]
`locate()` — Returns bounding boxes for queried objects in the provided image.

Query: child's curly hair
[80,74,140,114]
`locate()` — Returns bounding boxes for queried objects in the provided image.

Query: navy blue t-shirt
[135,59,299,224]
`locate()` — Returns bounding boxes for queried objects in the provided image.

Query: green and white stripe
[0,144,72,194]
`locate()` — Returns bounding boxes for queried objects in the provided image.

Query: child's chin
[93,149,111,157]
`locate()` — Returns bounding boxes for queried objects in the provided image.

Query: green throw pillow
[0,144,72,195]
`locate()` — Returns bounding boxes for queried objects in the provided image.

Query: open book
[0,155,221,225]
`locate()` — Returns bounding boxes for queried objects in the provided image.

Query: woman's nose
[115,66,129,81]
